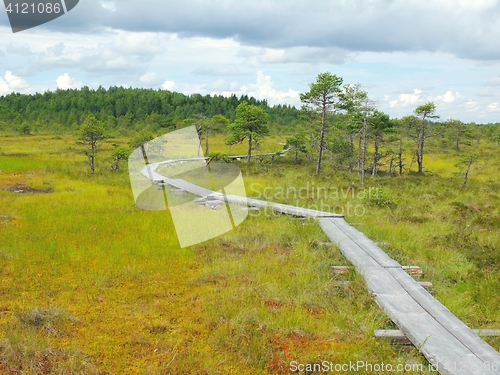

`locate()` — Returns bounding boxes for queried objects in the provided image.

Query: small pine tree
[79,115,106,173]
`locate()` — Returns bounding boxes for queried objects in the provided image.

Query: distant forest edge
[2,86,500,135]
[0,86,300,134]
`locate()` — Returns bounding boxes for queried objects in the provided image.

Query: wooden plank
[369,279,497,375]
[331,265,422,277]
[330,218,401,268]
[476,330,500,337]
[387,267,500,369]
[374,329,413,344]
[319,217,500,375]
[402,265,423,277]
[318,219,389,274]
[376,329,500,345]
[418,281,433,290]
[332,266,350,275]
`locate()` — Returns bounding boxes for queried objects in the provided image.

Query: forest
[1,77,500,181]
[0,86,299,134]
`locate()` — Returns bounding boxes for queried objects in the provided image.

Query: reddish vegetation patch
[223,241,247,255]
[268,331,335,373]
[305,306,325,317]
[273,247,291,256]
[265,299,284,308]
[203,274,228,286]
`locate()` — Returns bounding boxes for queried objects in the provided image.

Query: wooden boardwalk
[140,160,500,375]
[319,218,500,375]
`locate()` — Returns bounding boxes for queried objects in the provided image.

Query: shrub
[362,187,396,208]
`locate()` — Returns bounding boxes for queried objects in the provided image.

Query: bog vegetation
[0,73,499,374]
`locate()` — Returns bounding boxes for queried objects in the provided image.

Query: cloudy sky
[1,0,500,122]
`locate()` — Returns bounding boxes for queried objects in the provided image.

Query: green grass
[0,132,498,374]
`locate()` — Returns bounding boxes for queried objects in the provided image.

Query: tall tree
[445,118,473,152]
[227,102,269,163]
[339,83,375,183]
[79,115,106,173]
[199,114,230,156]
[394,117,413,175]
[298,105,320,162]
[339,84,366,175]
[412,102,439,175]
[284,131,309,164]
[369,110,393,177]
[300,72,343,174]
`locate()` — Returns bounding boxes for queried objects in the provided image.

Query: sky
[1,0,500,123]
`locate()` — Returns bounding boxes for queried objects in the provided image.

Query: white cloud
[486,76,500,86]
[213,71,300,106]
[464,100,479,112]
[161,80,177,91]
[140,72,164,86]
[6,43,32,56]
[5,71,29,90]
[100,1,116,12]
[56,73,82,90]
[238,46,348,65]
[487,102,500,112]
[477,87,495,97]
[389,89,425,108]
[435,90,464,103]
[0,71,30,95]
[7,30,173,77]
[246,71,300,105]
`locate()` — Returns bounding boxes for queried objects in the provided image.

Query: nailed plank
[476,330,500,337]
[319,217,500,375]
[367,277,497,375]
[330,218,401,268]
[418,281,433,290]
[374,329,413,344]
[332,266,350,275]
[402,266,423,277]
[387,267,500,368]
[332,265,423,277]
[376,329,500,345]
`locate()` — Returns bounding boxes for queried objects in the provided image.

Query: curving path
[141,160,500,375]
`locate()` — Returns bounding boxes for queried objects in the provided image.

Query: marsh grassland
[0,133,498,374]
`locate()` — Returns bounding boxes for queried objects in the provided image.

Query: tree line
[0,86,299,134]
[1,78,500,181]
